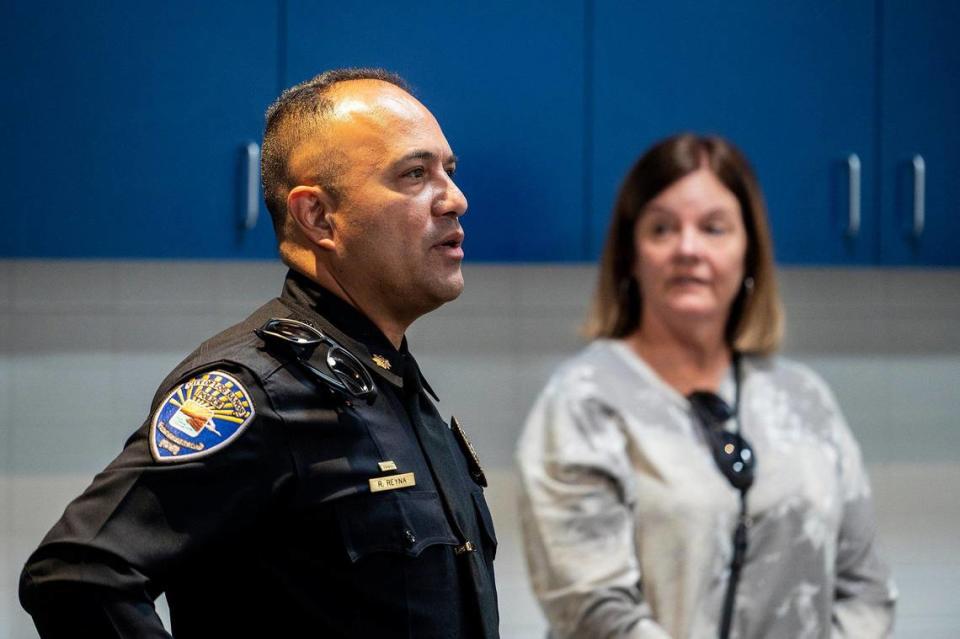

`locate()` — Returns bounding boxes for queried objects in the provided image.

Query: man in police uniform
[20,68,499,638]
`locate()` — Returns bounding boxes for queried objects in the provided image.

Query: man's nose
[437,173,468,218]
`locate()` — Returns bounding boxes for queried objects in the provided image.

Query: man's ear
[287,185,337,251]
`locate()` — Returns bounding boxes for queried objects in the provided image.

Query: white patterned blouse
[517,340,896,639]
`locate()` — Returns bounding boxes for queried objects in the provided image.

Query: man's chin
[426,271,465,306]
[436,275,465,302]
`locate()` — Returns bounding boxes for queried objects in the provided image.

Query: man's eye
[404,167,426,179]
[445,166,457,178]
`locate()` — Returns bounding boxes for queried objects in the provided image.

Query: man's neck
[286,257,410,350]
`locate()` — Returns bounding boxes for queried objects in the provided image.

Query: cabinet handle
[846,154,861,237]
[912,154,925,238]
[243,142,261,230]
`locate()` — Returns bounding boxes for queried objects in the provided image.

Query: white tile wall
[0,262,12,308]
[777,268,960,355]
[5,475,106,639]
[871,464,960,638]
[10,262,119,313]
[1,261,959,637]
[808,355,960,463]
[0,264,11,639]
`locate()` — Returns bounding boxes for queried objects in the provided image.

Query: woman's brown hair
[584,133,783,355]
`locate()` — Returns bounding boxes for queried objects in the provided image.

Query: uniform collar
[280,269,439,401]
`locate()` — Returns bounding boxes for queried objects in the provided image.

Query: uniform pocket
[336,490,458,562]
[471,490,498,560]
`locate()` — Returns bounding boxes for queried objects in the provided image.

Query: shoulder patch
[150,371,255,463]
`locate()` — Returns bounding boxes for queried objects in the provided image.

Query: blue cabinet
[3,1,279,258]
[2,1,956,265]
[879,0,960,265]
[284,0,587,262]
[589,1,878,265]
[589,0,959,266]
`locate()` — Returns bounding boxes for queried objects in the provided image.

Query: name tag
[369,472,416,493]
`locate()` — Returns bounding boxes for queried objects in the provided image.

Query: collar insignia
[372,354,392,370]
[451,415,487,487]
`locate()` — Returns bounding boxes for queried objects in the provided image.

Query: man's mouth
[433,231,465,255]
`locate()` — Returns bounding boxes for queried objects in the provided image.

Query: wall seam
[581,0,594,259]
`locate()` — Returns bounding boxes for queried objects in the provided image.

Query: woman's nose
[676,226,702,257]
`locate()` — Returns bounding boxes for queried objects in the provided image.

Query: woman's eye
[705,222,729,235]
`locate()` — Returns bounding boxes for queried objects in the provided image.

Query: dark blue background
[2,1,957,264]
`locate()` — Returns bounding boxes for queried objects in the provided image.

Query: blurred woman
[517,134,895,638]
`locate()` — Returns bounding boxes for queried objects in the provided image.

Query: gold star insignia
[372,354,391,370]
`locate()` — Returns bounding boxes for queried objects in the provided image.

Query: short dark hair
[260,68,411,239]
[585,133,783,354]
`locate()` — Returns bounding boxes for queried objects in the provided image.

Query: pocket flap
[336,491,458,562]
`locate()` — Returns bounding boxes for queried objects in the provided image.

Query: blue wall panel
[3,1,955,265]
[589,1,877,265]
[879,0,960,265]
[286,0,587,262]
[3,1,280,258]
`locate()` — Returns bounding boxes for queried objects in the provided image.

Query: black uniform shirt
[20,269,499,638]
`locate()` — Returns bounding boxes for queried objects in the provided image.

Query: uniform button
[404,529,416,547]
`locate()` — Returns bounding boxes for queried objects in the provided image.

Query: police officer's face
[319,81,468,320]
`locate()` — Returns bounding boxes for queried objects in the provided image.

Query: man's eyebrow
[395,150,458,165]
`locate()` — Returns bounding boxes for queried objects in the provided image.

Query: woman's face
[632,167,748,331]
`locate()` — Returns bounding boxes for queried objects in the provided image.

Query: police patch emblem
[150,371,255,463]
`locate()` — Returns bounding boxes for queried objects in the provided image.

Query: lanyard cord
[719,496,749,639]
[719,352,747,639]
[732,352,743,427]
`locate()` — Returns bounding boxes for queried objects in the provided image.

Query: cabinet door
[590,1,877,264]
[2,1,278,258]
[285,0,586,262]
[880,0,960,265]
